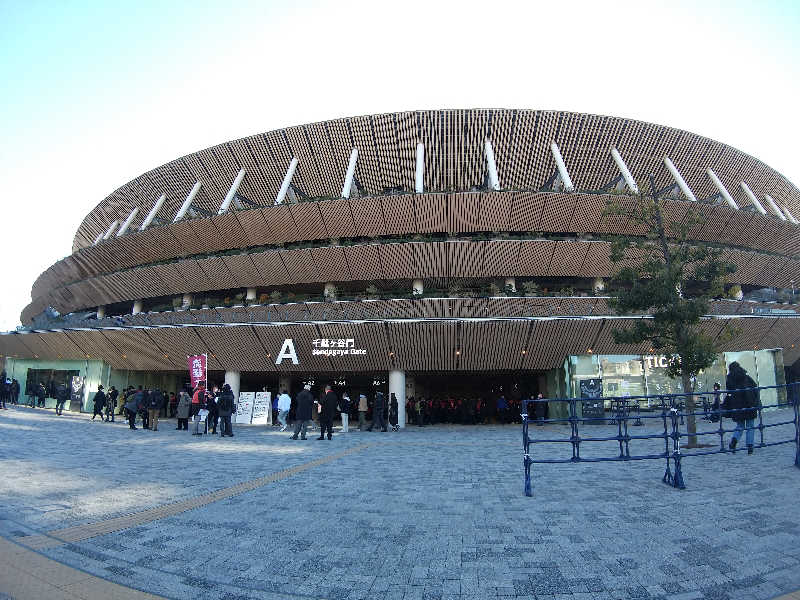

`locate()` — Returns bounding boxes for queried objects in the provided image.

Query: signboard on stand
[235,392,255,424]
[251,391,272,425]
[69,376,85,413]
[579,378,604,423]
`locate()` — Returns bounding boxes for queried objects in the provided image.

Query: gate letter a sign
[275,338,299,365]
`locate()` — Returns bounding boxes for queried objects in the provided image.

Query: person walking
[291,384,313,440]
[218,383,235,437]
[148,388,165,431]
[10,379,19,405]
[54,382,68,415]
[276,389,291,432]
[389,393,399,431]
[358,393,368,431]
[339,392,351,433]
[105,386,118,422]
[176,388,191,430]
[369,391,387,432]
[91,385,107,421]
[317,384,337,440]
[534,393,547,426]
[725,361,760,454]
[37,382,47,408]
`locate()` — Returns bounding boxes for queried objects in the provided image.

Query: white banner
[234,392,255,424]
[251,392,272,425]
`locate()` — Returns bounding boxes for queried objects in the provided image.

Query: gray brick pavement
[1,405,799,599]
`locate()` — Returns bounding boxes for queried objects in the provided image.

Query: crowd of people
[0,372,21,409]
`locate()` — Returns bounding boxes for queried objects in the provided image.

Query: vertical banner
[251,391,272,425]
[187,354,207,389]
[235,392,255,424]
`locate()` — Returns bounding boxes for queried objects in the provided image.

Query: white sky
[1,0,798,330]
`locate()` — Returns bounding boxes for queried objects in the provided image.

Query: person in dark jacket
[91,386,106,421]
[207,386,220,435]
[218,384,235,437]
[148,389,165,431]
[54,383,68,415]
[317,384,338,440]
[389,393,399,431]
[725,361,760,454]
[534,393,547,426]
[291,384,314,440]
[124,388,139,429]
[368,391,387,432]
[105,386,118,422]
[37,382,47,408]
[10,379,19,405]
[133,386,147,429]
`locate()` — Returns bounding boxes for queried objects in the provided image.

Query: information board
[579,378,604,423]
[251,392,272,425]
[235,392,255,424]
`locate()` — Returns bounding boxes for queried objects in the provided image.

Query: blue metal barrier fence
[521,382,800,497]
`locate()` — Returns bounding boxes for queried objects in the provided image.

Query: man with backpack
[91,385,107,421]
[148,388,165,431]
[725,362,760,454]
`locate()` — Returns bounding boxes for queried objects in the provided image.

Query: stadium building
[2,109,800,424]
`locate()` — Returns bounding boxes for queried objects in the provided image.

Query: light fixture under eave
[122,354,127,359]
[521,349,527,355]
[587,348,593,354]
[455,350,461,356]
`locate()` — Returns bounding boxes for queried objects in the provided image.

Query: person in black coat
[317,384,338,440]
[725,361,760,454]
[54,383,68,415]
[389,393,399,431]
[291,384,314,440]
[91,386,107,421]
[206,386,220,435]
[37,382,47,408]
[368,391,387,432]
[218,384,235,437]
[105,386,118,422]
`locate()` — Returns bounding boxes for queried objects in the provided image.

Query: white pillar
[324,282,337,301]
[224,370,241,406]
[275,158,299,204]
[96,306,106,319]
[141,194,166,230]
[412,279,424,296]
[218,169,246,214]
[117,207,140,236]
[173,184,200,223]
[181,293,193,308]
[246,288,257,301]
[504,277,516,293]
[341,148,358,199]
[132,300,143,315]
[485,139,500,191]
[415,143,425,193]
[593,277,606,293]
[389,370,406,429]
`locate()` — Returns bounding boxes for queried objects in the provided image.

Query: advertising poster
[251,391,272,425]
[70,376,85,413]
[235,391,255,424]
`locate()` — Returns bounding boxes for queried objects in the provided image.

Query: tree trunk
[682,372,698,447]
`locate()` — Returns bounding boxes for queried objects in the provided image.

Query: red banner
[187,354,207,389]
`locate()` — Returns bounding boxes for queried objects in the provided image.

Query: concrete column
[412,279,424,296]
[224,370,241,404]
[246,288,257,301]
[181,293,193,308]
[389,369,406,429]
[96,306,106,319]
[324,282,337,301]
[592,278,605,294]
[132,300,143,315]
[504,277,516,293]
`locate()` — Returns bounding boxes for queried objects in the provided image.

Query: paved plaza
[0,405,799,600]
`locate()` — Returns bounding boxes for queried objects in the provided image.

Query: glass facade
[567,349,786,407]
